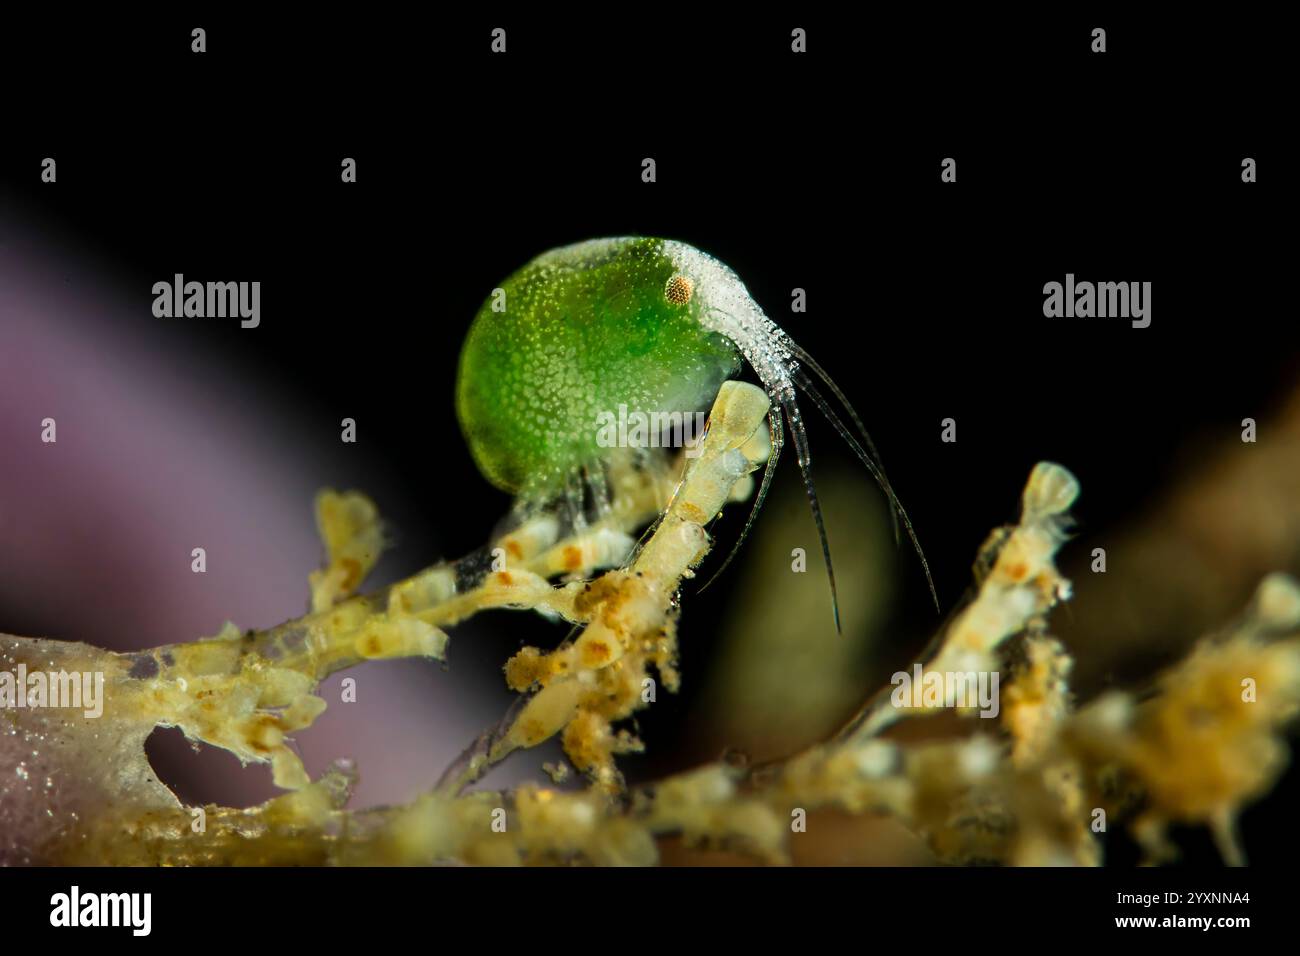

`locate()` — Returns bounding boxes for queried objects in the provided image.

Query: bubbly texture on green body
[457,238,742,496]
[455,236,937,629]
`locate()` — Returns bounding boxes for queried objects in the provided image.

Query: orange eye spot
[664,274,693,305]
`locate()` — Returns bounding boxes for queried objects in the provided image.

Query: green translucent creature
[456,237,935,628]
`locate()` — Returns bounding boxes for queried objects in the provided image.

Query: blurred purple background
[0,228,556,810]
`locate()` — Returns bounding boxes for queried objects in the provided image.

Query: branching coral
[2,381,1298,866]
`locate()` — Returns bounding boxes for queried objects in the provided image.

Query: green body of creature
[455,236,937,628]
[456,238,741,497]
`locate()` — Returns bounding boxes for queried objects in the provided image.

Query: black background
[0,8,1292,887]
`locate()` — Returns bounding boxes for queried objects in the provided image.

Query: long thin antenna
[787,340,900,544]
[780,390,842,634]
[696,303,938,625]
[793,369,939,612]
